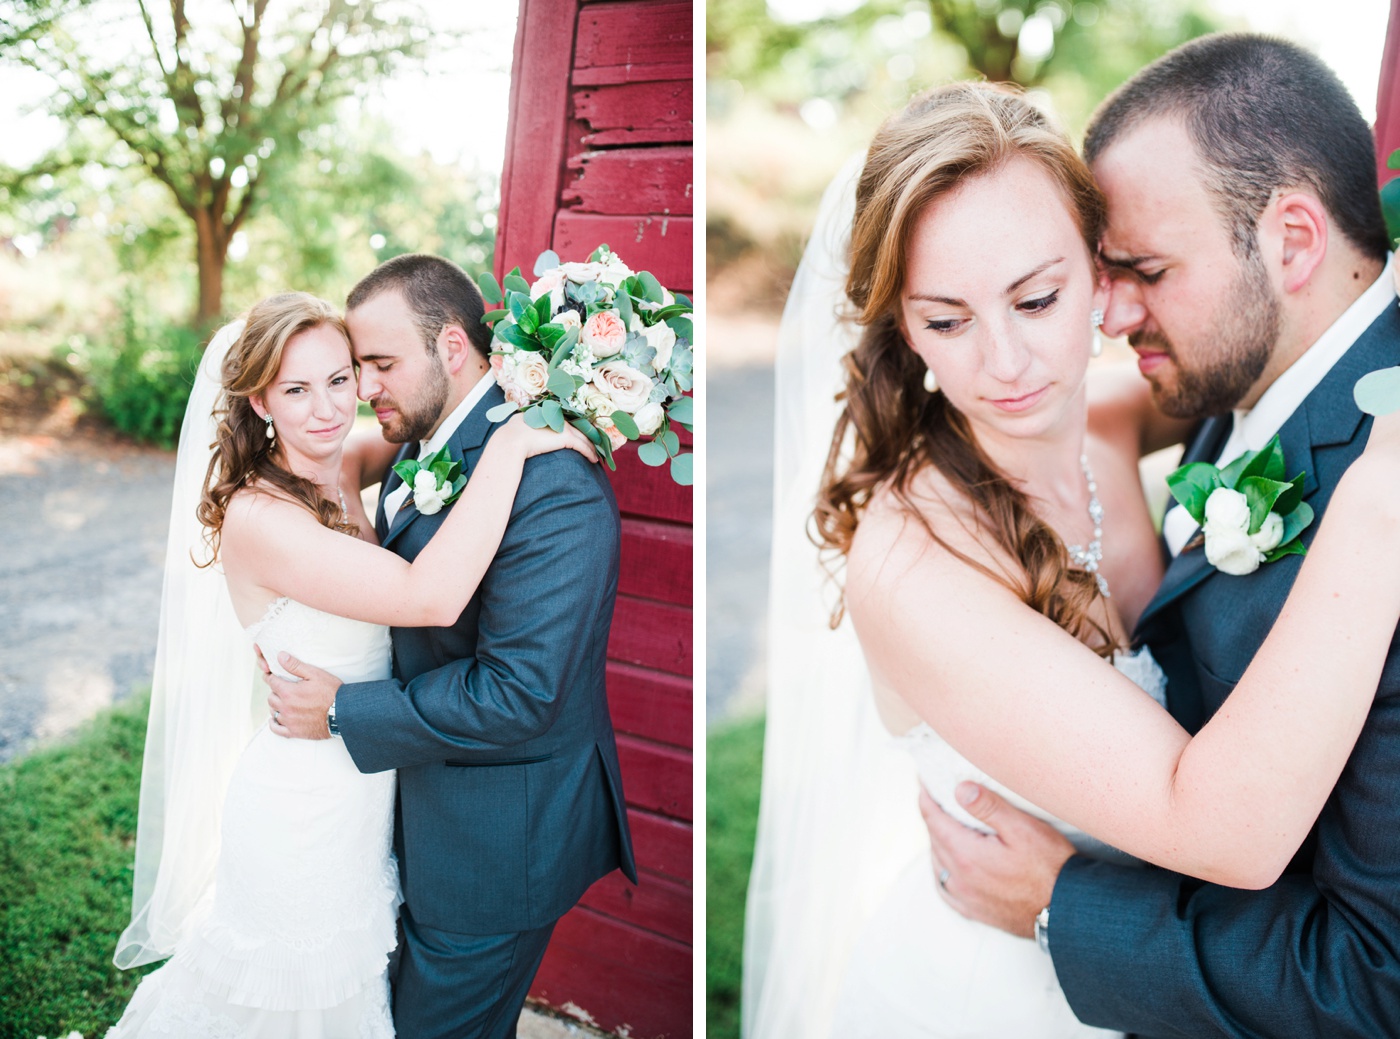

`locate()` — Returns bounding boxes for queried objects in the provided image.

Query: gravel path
[0,431,173,763]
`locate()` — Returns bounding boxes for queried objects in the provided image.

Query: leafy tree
[0,0,430,327]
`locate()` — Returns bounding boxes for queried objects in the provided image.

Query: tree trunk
[194,209,226,329]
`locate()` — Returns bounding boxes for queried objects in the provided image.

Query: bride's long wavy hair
[814,82,1115,654]
[197,292,358,563]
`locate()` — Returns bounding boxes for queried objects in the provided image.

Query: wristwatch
[326,699,342,739]
[1034,905,1050,954]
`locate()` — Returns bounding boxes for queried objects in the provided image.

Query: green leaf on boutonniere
[1279,500,1314,545]
[1272,471,1307,517]
[1165,461,1222,525]
[1238,436,1286,483]
[1264,539,1308,564]
[1238,475,1292,533]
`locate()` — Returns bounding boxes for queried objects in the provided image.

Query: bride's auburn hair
[197,292,358,563]
[814,82,1115,654]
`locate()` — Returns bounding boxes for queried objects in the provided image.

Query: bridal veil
[741,158,927,1037]
[115,320,266,969]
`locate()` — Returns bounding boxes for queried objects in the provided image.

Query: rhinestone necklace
[1066,453,1110,598]
[337,486,349,525]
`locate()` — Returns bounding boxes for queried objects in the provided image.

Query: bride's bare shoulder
[846,468,1008,602]
[221,483,316,548]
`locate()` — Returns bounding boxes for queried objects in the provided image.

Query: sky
[0,1,1391,171]
[0,0,518,171]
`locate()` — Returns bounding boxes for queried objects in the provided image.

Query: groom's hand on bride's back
[263,651,342,741]
[920,783,1074,940]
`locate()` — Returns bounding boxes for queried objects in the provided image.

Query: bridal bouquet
[478,245,695,486]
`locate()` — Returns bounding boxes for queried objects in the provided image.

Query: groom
[266,253,637,1038]
[923,34,1400,1038]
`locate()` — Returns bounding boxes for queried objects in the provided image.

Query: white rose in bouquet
[633,401,666,436]
[641,320,676,371]
[560,261,602,283]
[549,309,582,332]
[598,256,633,288]
[582,311,628,358]
[530,269,566,312]
[578,384,615,418]
[593,360,654,414]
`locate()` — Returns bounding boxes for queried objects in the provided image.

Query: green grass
[0,692,156,1038]
[705,714,764,1039]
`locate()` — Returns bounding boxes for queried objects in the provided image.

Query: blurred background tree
[0,0,503,446]
[707,0,1225,312]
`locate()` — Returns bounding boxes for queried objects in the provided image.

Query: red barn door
[496,1,693,1036]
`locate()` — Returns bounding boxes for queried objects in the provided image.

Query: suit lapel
[380,383,508,552]
[376,442,415,543]
[1134,301,1399,640]
[1133,414,1232,635]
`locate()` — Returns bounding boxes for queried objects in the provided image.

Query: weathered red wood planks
[578,869,692,943]
[616,734,692,819]
[553,212,692,293]
[575,81,692,147]
[574,1,691,72]
[619,517,693,604]
[627,806,692,880]
[565,146,694,215]
[532,908,691,1038]
[607,595,692,674]
[609,446,694,523]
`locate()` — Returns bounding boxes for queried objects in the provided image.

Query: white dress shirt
[1163,254,1397,556]
[381,371,497,522]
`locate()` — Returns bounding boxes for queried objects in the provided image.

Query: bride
[107,292,591,1036]
[743,82,1400,1037]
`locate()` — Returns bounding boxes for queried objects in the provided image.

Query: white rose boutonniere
[1167,433,1313,576]
[392,447,465,516]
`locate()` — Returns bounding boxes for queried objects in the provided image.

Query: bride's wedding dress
[107,598,399,1038]
[828,648,1167,1039]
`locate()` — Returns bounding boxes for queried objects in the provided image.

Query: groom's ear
[1265,191,1328,295]
[437,322,473,375]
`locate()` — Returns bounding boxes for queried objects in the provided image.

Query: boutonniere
[1166,433,1312,576]
[392,447,465,516]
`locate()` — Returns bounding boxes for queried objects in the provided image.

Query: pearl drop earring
[1090,308,1105,359]
[923,368,939,394]
[264,414,276,440]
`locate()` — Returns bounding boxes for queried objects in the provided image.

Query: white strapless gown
[108,598,400,1038]
[829,647,1170,1039]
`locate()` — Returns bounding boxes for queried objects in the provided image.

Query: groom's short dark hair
[347,253,492,359]
[1084,33,1389,263]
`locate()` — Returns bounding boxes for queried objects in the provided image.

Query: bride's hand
[498,413,600,464]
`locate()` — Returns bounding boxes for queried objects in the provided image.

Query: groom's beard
[372,350,451,443]
[1137,246,1279,419]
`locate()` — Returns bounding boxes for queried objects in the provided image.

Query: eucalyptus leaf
[485,401,519,423]
[637,271,664,303]
[616,288,634,328]
[667,395,693,427]
[481,308,509,326]
[571,416,605,449]
[596,429,617,471]
[610,409,640,440]
[638,440,669,467]
[669,452,694,486]
[534,249,560,276]
[660,429,680,455]
[1165,462,1222,525]
[542,399,565,432]
[547,327,581,371]
[504,273,531,295]
[547,369,579,400]
[1389,149,1400,170]
[523,406,548,429]
[479,272,503,304]
[1354,366,1400,416]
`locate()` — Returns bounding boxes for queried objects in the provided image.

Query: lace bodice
[899,645,1169,864]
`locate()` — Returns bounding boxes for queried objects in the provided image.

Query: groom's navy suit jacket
[336,382,637,936]
[1051,304,1400,1038]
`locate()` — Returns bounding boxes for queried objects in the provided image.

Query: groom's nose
[1101,277,1148,339]
[358,366,381,402]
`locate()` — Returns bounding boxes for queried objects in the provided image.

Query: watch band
[1034,905,1050,954]
[326,699,341,738]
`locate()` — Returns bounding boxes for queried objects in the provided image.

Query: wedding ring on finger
[273,710,280,723]
[937,868,951,891]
